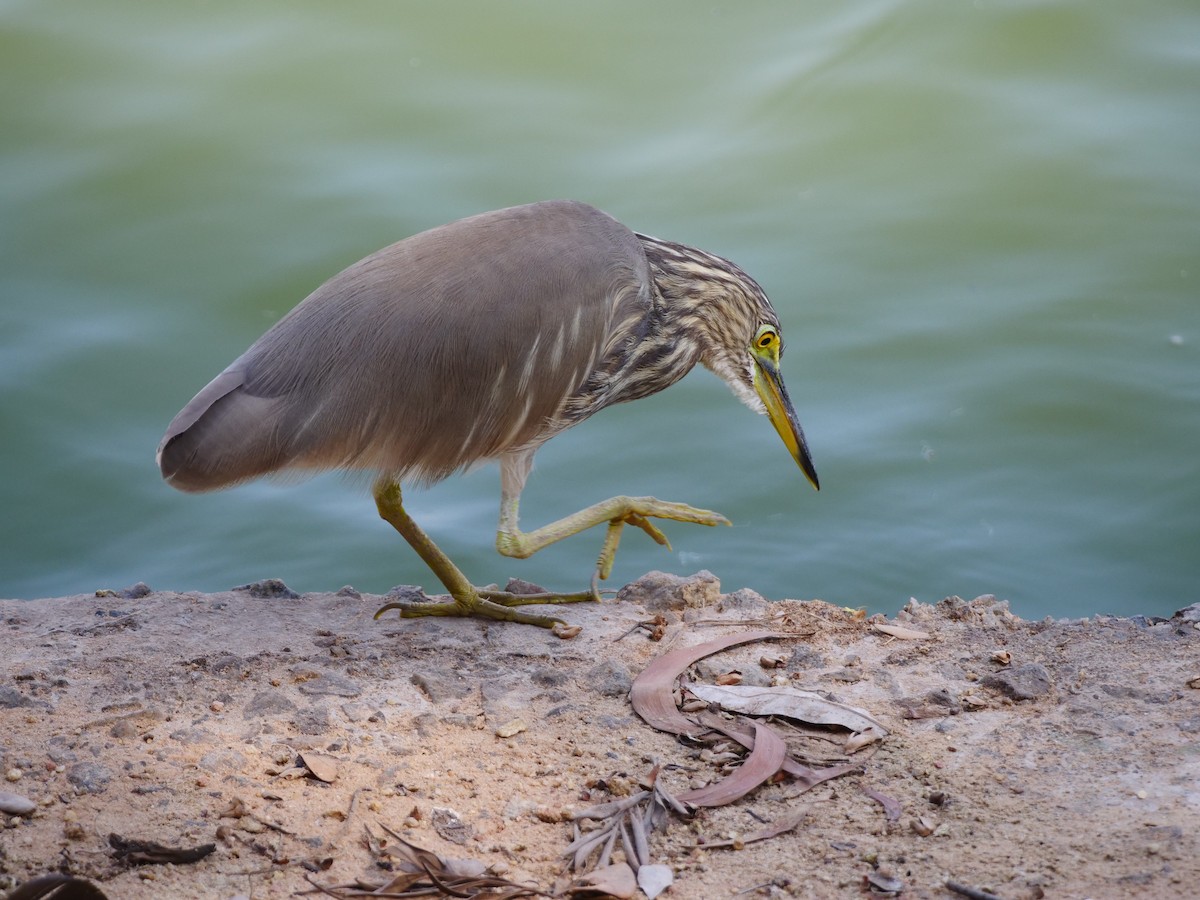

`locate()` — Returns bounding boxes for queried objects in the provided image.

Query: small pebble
[0,791,36,816]
[495,719,527,739]
[5,769,22,782]
[64,820,86,840]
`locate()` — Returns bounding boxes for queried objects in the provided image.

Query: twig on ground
[945,880,1006,900]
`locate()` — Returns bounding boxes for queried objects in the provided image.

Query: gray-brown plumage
[158,200,817,630]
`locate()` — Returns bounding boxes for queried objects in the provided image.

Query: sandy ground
[1,573,1197,900]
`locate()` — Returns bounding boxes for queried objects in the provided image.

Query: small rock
[109,720,139,739]
[411,670,472,702]
[297,673,362,698]
[615,570,720,612]
[340,702,374,723]
[495,719,526,738]
[503,796,538,820]
[531,666,569,687]
[381,585,431,607]
[244,691,298,718]
[0,791,35,816]
[169,727,215,745]
[198,749,247,774]
[821,668,864,684]
[64,819,87,840]
[785,646,826,671]
[232,578,300,599]
[294,705,333,735]
[503,577,549,595]
[981,663,1052,701]
[719,588,770,614]
[67,762,113,794]
[0,687,35,709]
[239,817,265,834]
[585,659,632,697]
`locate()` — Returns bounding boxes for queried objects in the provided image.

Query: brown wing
[157,200,654,492]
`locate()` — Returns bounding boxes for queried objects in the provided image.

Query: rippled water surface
[2,1,1198,618]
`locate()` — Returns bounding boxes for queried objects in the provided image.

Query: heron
[157,200,818,630]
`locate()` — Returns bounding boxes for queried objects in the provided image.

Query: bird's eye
[755,326,777,349]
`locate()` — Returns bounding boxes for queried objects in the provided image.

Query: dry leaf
[874,623,931,640]
[844,729,885,753]
[345,827,534,897]
[691,711,862,788]
[863,787,903,823]
[430,807,472,845]
[678,722,786,807]
[298,752,338,783]
[108,833,216,866]
[4,874,110,900]
[685,682,888,749]
[637,863,674,898]
[865,869,905,893]
[568,862,638,898]
[630,630,778,736]
[696,808,809,849]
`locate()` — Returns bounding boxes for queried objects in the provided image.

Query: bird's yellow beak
[752,333,819,491]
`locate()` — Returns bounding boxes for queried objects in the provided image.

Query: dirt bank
[1,575,1197,899]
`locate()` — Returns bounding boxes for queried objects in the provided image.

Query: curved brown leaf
[630,630,777,735]
[863,786,903,823]
[696,711,863,788]
[677,721,787,807]
[5,875,109,900]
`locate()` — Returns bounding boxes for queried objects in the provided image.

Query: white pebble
[0,792,36,816]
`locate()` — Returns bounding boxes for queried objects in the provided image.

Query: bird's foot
[595,497,732,580]
[373,579,603,633]
[619,498,732,532]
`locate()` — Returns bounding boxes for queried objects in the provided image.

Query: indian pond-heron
[157,200,819,630]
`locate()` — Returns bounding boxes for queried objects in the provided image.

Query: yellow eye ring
[754,325,777,350]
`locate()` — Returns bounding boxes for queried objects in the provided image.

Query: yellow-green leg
[496,495,732,581]
[492,449,731,591]
[371,480,597,629]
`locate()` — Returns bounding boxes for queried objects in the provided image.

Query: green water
[2,1,1198,619]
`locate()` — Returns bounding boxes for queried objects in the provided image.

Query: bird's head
[638,234,820,491]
